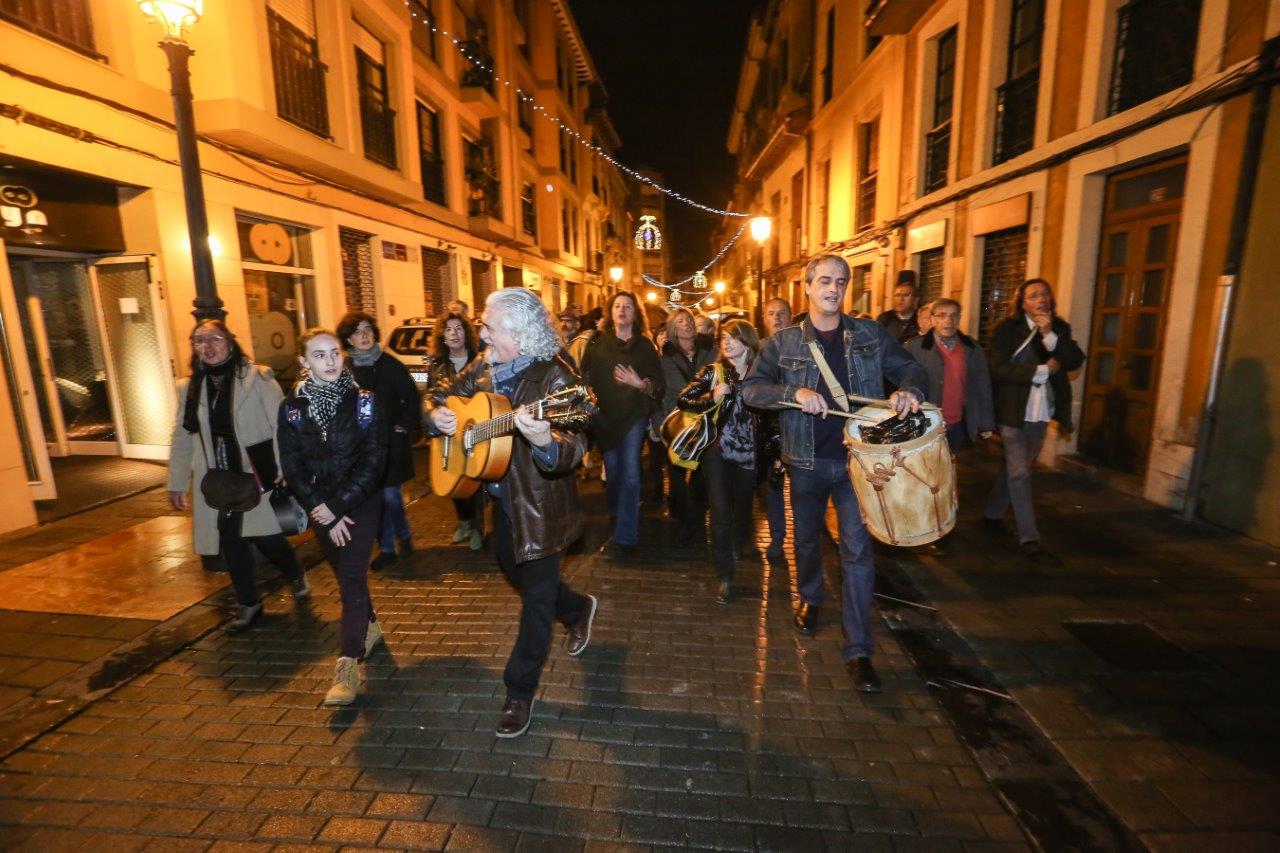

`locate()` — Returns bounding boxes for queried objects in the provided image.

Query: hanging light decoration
[692,270,708,290]
[669,288,682,303]
[635,215,662,252]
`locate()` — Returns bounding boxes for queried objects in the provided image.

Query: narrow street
[1,449,1275,850]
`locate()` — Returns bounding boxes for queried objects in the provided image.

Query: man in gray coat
[904,298,995,450]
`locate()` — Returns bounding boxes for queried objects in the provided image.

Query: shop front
[0,158,174,504]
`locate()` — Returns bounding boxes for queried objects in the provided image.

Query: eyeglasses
[191,335,227,346]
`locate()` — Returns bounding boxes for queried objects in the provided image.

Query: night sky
[567,0,756,278]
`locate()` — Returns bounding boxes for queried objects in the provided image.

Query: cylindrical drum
[844,409,956,547]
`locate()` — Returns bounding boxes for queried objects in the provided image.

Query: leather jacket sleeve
[536,359,586,475]
[327,393,388,518]
[277,403,318,512]
[677,363,720,413]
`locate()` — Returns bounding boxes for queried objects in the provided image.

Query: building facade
[0,0,635,531]
[721,0,1279,537]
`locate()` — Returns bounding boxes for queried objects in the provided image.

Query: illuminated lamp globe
[705,297,716,307]
[645,291,658,303]
[713,280,726,294]
[608,265,624,284]
[138,0,202,38]
[749,215,773,245]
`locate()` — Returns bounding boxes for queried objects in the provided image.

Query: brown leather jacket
[424,354,586,562]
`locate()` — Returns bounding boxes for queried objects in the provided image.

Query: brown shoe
[793,602,819,636]
[846,657,882,693]
[495,697,534,738]
[565,595,598,657]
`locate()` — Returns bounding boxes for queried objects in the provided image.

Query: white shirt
[1022,315,1057,423]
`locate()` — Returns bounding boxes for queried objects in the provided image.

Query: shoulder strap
[805,339,851,412]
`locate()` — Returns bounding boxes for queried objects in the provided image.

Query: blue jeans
[763,473,787,556]
[788,458,877,660]
[602,417,646,546]
[378,485,411,553]
[985,421,1048,544]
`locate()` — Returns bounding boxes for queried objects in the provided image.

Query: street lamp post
[749,216,773,328]
[138,0,224,321]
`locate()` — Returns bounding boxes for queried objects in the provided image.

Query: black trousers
[493,498,590,701]
[220,516,302,607]
[700,446,757,581]
[317,494,381,659]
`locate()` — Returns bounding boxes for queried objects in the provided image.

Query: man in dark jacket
[983,279,1085,557]
[426,288,597,739]
[876,270,921,343]
[744,254,927,694]
[904,298,995,450]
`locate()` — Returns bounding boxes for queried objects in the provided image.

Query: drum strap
[806,340,851,412]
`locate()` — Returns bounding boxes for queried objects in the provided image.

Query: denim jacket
[741,315,928,469]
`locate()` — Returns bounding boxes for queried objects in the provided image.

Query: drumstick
[779,402,878,421]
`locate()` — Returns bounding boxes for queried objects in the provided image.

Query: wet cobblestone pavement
[0,482,1035,851]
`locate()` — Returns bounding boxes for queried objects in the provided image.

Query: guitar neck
[470,409,520,445]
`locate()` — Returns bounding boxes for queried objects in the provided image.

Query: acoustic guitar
[428,385,596,498]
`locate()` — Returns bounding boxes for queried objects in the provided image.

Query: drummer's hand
[794,388,829,418]
[889,390,921,418]
[429,406,457,436]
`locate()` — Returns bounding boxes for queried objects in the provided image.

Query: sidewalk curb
[877,556,1147,852]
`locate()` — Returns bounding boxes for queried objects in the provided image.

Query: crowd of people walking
[165,253,1082,735]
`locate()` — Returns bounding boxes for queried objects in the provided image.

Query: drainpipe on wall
[1182,37,1280,520]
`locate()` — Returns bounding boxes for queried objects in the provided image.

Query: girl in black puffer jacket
[279,328,387,706]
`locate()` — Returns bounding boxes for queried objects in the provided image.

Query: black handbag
[269,485,309,536]
[196,434,262,512]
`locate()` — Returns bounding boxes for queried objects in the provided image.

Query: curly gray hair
[486,288,562,361]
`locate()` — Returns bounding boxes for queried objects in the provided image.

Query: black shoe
[398,540,414,557]
[846,657,882,693]
[1021,540,1046,559]
[565,595,598,657]
[793,602,819,636]
[715,581,732,605]
[495,697,534,739]
[370,552,396,571]
[600,540,636,560]
[765,542,784,561]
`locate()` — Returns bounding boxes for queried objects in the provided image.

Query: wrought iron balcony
[923,122,951,194]
[1109,0,1201,115]
[360,96,397,170]
[459,40,495,94]
[994,69,1038,165]
[268,10,330,139]
[466,143,501,219]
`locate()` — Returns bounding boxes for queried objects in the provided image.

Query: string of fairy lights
[400,2,770,310]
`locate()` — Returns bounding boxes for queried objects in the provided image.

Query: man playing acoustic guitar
[425,288,598,739]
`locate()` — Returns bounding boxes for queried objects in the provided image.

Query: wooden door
[1079,156,1186,473]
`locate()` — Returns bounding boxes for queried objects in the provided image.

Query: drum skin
[844,410,957,547]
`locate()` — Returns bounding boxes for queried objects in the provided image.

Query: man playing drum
[743,255,927,693]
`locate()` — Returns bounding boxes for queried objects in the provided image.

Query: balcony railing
[268,10,330,139]
[588,252,603,274]
[360,97,397,169]
[923,122,951,194]
[856,174,877,231]
[521,195,536,236]
[466,142,501,219]
[994,69,1038,164]
[420,155,445,206]
[2,0,102,59]
[1108,0,1201,115]
[459,40,495,94]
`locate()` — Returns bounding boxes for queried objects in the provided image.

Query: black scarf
[182,356,239,434]
[302,370,355,432]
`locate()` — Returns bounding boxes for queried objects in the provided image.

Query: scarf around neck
[302,370,355,432]
[183,355,239,434]
[349,344,382,368]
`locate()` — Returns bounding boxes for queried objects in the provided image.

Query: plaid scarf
[301,370,354,433]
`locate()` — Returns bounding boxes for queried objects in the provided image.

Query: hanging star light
[692,270,708,290]
[635,215,662,252]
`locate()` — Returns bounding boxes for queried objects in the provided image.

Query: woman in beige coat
[167,319,309,633]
